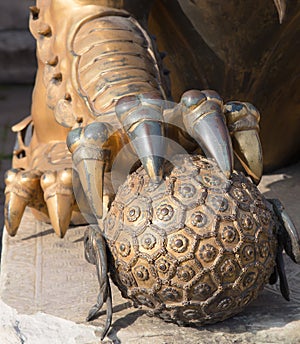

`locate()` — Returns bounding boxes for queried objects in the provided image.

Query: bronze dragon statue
[4,0,300,339]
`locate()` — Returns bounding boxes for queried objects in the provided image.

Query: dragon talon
[41,169,75,238]
[4,169,43,236]
[269,198,300,264]
[276,249,290,301]
[84,226,112,339]
[225,102,263,184]
[273,0,286,23]
[4,192,29,237]
[115,94,165,183]
[67,123,112,220]
[181,90,233,179]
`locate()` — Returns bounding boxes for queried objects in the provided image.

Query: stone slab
[1,162,300,343]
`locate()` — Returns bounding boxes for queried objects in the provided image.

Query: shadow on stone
[107,309,147,343]
[21,224,80,241]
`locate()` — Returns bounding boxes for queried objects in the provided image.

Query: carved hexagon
[137,225,166,260]
[122,195,152,235]
[195,237,221,269]
[152,194,185,233]
[166,228,198,260]
[185,204,217,237]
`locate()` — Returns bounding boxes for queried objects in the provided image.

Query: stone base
[1,165,300,343]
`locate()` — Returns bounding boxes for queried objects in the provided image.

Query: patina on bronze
[3,0,300,340]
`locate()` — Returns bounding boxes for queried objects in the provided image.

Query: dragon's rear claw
[180,89,233,179]
[4,169,44,236]
[4,165,79,238]
[41,168,75,238]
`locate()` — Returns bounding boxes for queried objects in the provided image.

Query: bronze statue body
[3,0,300,339]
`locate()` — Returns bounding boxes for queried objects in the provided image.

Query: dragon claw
[180,89,233,179]
[115,93,165,183]
[225,101,263,184]
[84,226,112,340]
[67,123,112,220]
[4,169,44,236]
[40,169,75,238]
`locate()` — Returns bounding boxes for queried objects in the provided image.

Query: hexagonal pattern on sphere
[104,155,277,326]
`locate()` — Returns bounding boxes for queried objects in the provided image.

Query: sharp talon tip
[45,195,73,238]
[141,155,164,184]
[232,131,263,184]
[181,90,234,178]
[4,193,28,237]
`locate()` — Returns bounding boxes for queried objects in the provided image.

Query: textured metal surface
[104,155,277,325]
[1,161,300,342]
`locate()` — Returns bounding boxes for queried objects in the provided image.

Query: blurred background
[0,1,36,244]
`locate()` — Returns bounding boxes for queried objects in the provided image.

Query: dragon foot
[177,89,263,183]
[4,166,78,238]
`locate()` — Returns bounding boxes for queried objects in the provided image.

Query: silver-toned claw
[181,89,233,179]
[40,169,75,238]
[269,198,300,264]
[268,198,300,301]
[67,123,111,220]
[84,226,112,340]
[115,93,165,184]
[276,248,290,301]
[225,101,263,184]
[273,0,286,23]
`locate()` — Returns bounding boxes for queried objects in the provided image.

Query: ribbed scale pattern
[73,15,164,116]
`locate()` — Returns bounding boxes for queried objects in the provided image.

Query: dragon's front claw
[4,168,45,236]
[40,168,75,238]
[116,93,165,184]
[67,122,112,220]
[84,226,112,340]
[224,101,263,184]
[180,89,233,179]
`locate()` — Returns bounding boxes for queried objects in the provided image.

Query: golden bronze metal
[103,155,278,326]
[5,0,296,237]
[3,0,300,338]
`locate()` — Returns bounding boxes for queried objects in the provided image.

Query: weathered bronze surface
[104,155,277,325]
[5,0,266,238]
[3,0,300,339]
